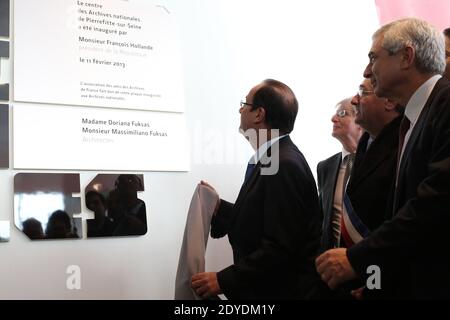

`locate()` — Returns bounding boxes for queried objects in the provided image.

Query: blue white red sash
[340,194,370,247]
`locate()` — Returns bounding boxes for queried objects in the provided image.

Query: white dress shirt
[398,74,442,163]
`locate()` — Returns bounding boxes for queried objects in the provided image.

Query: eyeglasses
[240,101,256,108]
[357,88,374,97]
[335,109,353,118]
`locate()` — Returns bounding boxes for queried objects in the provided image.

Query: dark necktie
[397,116,411,169]
[244,162,256,183]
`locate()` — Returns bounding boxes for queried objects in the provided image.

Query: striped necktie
[343,153,355,193]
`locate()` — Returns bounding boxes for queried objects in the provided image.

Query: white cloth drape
[174,184,219,300]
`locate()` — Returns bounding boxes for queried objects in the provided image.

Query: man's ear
[400,45,415,69]
[254,106,266,124]
[384,99,397,111]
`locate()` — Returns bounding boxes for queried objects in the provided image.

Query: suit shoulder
[317,153,341,170]
[274,143,311,173]
[431,80,450,115]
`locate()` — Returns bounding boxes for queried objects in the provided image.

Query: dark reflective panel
[0,83,8,101]
[0,104,8,168]
[14,173,82,240]
[0,40,8,58]
[85,174,147,238]
[0,0,9,37]
[0,41,9,101]
[0,221,9,242]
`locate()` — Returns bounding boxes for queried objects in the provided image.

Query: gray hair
[373,18,445,75]
[336,97,355,115]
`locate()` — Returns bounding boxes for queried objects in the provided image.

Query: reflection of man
[22,218,44,240]
[318,98,362,251]
[45,210,78,239]
[86,191,115,237]
[317,18,450,299]
[115,175,146,224]
[444,28,450,79]
[112,174,147,236]
[192,79,322,299]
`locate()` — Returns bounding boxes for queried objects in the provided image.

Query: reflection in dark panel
[0,105,8,167]
[0,41,8,58]
[0,221,9,242]
[0,41,8,101]
[14,173,82,240]
[0,0,9,37]
[0,84,8,101]
[85,174,147,238]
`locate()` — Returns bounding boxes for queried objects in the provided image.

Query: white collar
[404,74,441,125]
[341,148,351,162]
[250,134,288,164]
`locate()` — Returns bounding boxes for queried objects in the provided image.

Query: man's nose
[363,63,372,79]
[331,114,338,122]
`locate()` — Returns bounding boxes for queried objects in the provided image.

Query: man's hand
[191,272,221,299]
[200,180,220,214]
[351,287,365,300]
[315,248,358,289]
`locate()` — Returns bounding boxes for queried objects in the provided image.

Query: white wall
[0,0,379,299]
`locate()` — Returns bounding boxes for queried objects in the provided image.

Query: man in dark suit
[345,78,402,240]
[319,83,401,299]
[317,98,362,251]
[345,79,402,299]
[191,79,323,299]
[316,18,450,299]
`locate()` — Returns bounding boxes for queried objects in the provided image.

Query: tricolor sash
[340,193,370,247]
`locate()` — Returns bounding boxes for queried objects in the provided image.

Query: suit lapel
[349,117,401,191]
[397,112,427,184]
[322,153,342,246]
[352,132,369,175]
[230,137,290,225]
[326,154,342,211]
[348,133,369,190]
[234,161,261,209]
[394,79,446,211]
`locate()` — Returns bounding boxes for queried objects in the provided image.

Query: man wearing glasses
[317,98,362,261]
[342,79,402,298]
[317,18,450,299]
[346,79,402,246]
[191,79,323,299]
